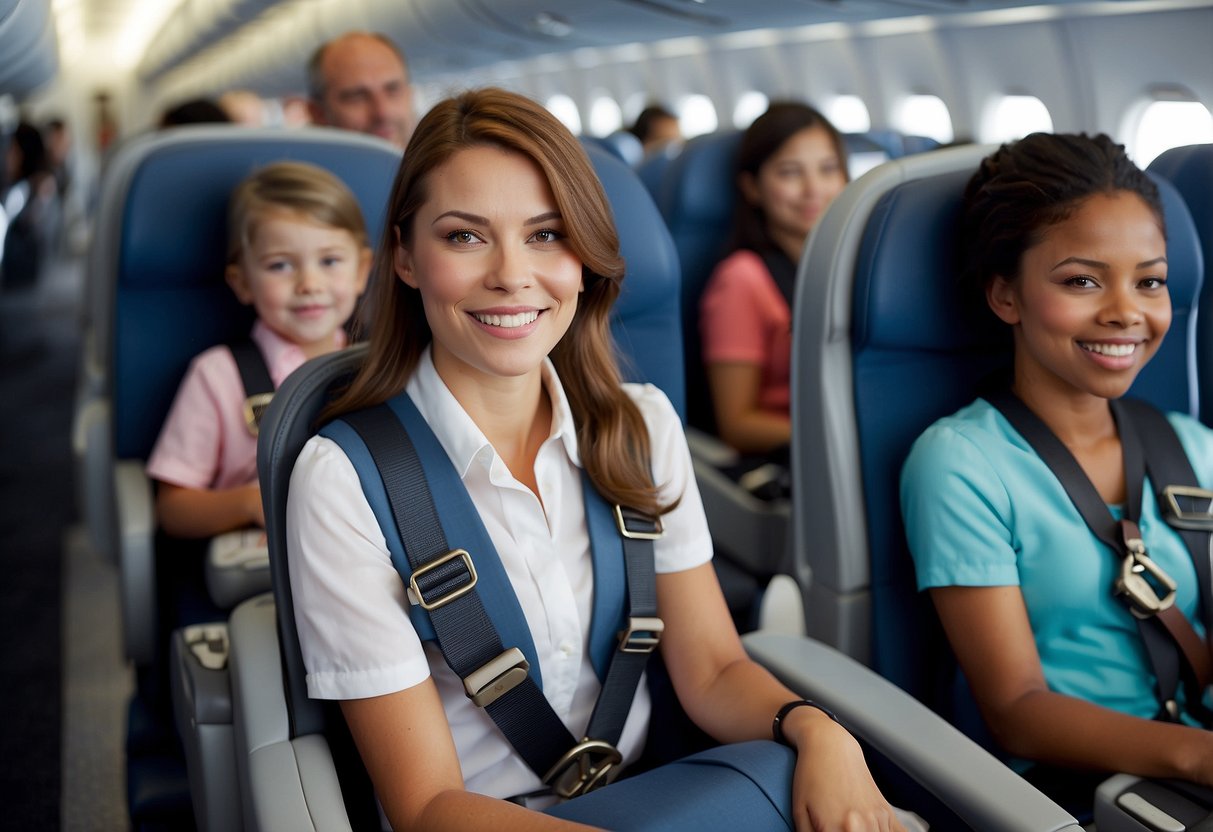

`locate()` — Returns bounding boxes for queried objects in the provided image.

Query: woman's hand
[784,706,905,832]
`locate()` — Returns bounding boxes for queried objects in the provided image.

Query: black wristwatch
[772,699,840,747]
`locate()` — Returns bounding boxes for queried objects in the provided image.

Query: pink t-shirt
[699,249,791,414]
[146,320,347,490]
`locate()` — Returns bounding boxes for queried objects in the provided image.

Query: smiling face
[395,144,584,395]
[226,208,370,359]
[987,190,1170,405]
[740,124,847,257]
[312,34,413,148]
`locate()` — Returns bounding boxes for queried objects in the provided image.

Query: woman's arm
[706,361,790,454]
[658,562,903,832]
[341,680,603,832]
[932,584,1213,785]
[155,480,264,538]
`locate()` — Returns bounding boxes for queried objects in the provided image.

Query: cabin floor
[1,252,131,830]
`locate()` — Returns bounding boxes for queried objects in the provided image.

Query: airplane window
[982,95,1053,143]
[824,95,872,134]
[1132,99,1213,167]
[589,95,624,136]
[895,94,955,144]
[733,92,770,129]
[679,94,719,138]
[546,94,583,135]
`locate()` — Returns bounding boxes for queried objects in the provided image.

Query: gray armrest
[72,383,112,562]
[228,595,352,832]
[687,427,790,576]
[115,459,156,665]
[743,632,1084,832]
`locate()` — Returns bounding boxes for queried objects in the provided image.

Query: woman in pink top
[700,104,848,457]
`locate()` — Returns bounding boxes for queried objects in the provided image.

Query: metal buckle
[409,549,477,611]
[543,739,623,799]
[242,392,274,437]
[1161,485,1213,531]
[1114,538,1177,619]
[613,505,664,540]
[619,616,663,654]
[463,647,530,708]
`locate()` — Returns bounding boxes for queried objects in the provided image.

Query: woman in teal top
[900,133,1213,789]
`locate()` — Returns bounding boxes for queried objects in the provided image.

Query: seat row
[76,121,1208,830]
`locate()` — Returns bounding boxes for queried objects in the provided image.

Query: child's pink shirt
[146,320,347,490]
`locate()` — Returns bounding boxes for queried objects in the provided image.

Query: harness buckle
[542,738,623,799]
[619,616,664,654]
[1161,485,1213,531]
[463,647,530,708]
[242,392,274,437]
[410,549,477,611]
[1115,539,1177,619]
[613,505,664,540]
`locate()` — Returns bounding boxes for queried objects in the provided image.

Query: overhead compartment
[0,0,59,98]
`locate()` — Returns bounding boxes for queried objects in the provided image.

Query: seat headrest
[583,141,686,418]
[109,126,402,459]
[853,167,1202,414]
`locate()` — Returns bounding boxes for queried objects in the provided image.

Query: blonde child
[147,161,371,538]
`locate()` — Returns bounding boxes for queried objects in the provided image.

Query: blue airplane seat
[860,129,906,158]
[790,143,1203,819]
[583,130,645,167]
[636,140,682,203]
[235,139,1084,832]
[233,140,689,828]
[1149,143,1213,424]
[900,134,942,155]
[82,125,401,831]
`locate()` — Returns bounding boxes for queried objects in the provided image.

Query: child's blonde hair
[226,161,368,263]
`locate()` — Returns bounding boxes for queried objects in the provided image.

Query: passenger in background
[307,31,414,149]
[220,89,269,127]
[628,104,681,156]
[147,161,370,539]
[1,122,55,290]
[700,103,848,466]
[287,87,907,832]
[901,133,1213,801]
[159,98,232,128]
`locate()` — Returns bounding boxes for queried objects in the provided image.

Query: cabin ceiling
[5,0,1210,100]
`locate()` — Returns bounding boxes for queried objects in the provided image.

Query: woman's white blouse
[286,348,712,799]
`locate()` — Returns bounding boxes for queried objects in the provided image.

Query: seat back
[790,145,1204,713]
[91,126,401,666]
[1148,144,1213,424]
[103,126,402,461]
[655,130,743,431]
[259,140,687,761]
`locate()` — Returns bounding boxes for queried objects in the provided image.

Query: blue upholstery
[636,142,681,202]
[654,130,743,430]
[582,130,645,167]
[587,142,687,416]
[790,145,1204,717]
[1149,144,1213,424]
[110,126,402,462]
[254,139,690,804]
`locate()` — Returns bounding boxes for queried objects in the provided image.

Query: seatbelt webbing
[987,391,1210,718]
[343,406,578,775]
[341,402,659,777]
[228,339,273,397]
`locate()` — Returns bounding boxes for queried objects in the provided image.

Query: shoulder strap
[228,339,274,436]
[1114,400,1213,640]
[228,338,273,397]
[755,247,797,311]
[324,395,663,792]
[986,391,1210,721]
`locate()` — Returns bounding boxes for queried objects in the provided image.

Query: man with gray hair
[308,32,414,149]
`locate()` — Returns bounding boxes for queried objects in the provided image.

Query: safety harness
[319,392,664,798]
[229,338,275,437]
[987,391,1213,724]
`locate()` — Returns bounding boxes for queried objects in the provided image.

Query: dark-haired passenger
[628,105,681,156]
[700,103,848,461]
[901,133,1213,792]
